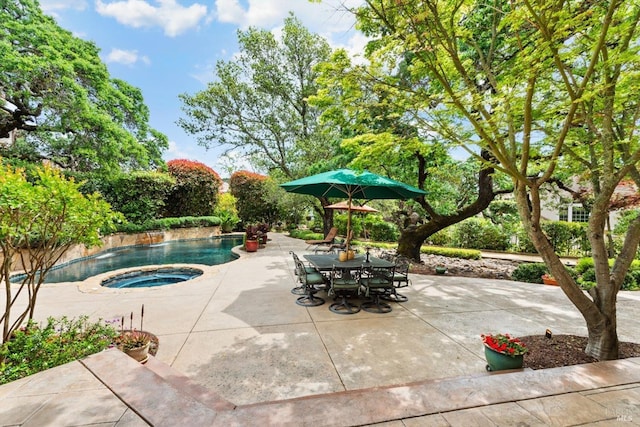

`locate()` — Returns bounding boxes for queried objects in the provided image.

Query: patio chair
[359,265,395,313]
[294,258,327,307]
[305,227,338,250]
[290,251,321,295]
[314,230,354,254]
[381,257,411,303]
[328,265,362,315]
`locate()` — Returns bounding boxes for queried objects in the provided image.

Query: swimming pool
[28,236,243,283]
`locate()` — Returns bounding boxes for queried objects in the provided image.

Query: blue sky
[39,0,365,176]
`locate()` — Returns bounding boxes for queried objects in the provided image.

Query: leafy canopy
[0,0,168,173]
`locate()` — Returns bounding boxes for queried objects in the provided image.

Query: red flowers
[481,333,527,356]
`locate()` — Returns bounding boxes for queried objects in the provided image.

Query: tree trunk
[397,149,502,261]
[513,181,628,360]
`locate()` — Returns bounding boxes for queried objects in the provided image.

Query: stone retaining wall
[7,227,222,273]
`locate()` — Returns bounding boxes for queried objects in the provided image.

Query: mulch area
[520,334,640,369]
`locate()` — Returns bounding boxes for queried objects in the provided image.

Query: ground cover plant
[0,316,118,385]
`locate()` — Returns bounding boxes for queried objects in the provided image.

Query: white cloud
[96,0,208,37]
[165,140,190,159]
[212,0,366,57]
[105,48,150,65]
[39,0,88,13]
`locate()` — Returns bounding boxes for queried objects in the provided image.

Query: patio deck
[1,232,640,426]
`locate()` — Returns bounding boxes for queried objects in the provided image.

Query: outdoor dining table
[304,253,394,272]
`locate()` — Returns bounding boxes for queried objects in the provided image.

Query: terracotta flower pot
[542,274,558,286]
[245,239,259,252]
[124,341,151,363]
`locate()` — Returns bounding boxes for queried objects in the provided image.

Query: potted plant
[257,223,269,244]
[245,225,259,252]
[481,333,528,371]
[115,330,152,363]
[218,210,240,233]
[541,274,558,286]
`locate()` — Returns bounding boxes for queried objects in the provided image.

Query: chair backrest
[363,265,395,285]
[330,265,361,287]
[324,227,339,242]
[330,229,354,250]
[290,251,303,276]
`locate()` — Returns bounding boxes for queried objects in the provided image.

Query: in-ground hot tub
[100,267,203,289]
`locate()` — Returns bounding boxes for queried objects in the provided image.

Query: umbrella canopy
[280,169,426,200]
[281,169,426,251]
[325,200,378,213]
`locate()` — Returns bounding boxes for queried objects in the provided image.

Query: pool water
[101,267,204,289]
[33,236,243,283]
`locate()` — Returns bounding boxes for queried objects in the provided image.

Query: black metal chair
[294,258,327,307]
[360,265,395,313]
[290,251,321,295]
[381,258,411,303]
[328,265,362,315]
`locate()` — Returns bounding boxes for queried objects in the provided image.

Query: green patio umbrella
[280,169,426,251]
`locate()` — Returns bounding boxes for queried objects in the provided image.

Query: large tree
[355,0,640,360]
[178,14,344,232]
[0,0,167,173]
[311,49,511,259]
[179,14,334,177]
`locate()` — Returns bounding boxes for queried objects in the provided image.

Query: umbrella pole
[346,195,352,253]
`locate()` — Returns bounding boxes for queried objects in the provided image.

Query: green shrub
[451,217,509,251]
[511,263,548,283]
[421,245,482,260]
[230,171,279,224]
[364,216,399,242]
[165,159,222,218]
[92,171,175,223]
[0,316,118,385]
[428,228,452,247]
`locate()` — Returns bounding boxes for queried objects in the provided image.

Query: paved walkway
[1,233,640,426]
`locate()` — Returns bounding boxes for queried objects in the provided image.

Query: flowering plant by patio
[481,333,527,356]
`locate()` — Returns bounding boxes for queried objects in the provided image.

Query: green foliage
[511,263,548,284]
[451,217,509,251]
[0,316,118,384]
[114,216,221,233]
[420,246,481,260]
[574,258,640,291]
[514,221,590,256]
[178,13,333,177]
[229,171,280,224]
[428,228,452,247]
[0,0,167,173]
[165,159,222,218]
[82,171,175,223]
[1,164,121,342]
[364,215,399,242]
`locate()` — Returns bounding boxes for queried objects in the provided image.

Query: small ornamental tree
[165,159,222,217]
[229,171,278,224]
[0,163,121,343]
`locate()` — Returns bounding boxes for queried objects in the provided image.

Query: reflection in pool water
[34,236,243,283]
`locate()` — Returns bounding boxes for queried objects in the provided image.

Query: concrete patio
[1,232,640,426]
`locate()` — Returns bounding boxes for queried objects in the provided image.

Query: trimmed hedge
[421,245,482,260]
[115,216,221,233]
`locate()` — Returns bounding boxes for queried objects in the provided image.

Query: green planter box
[484,346,524,371]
